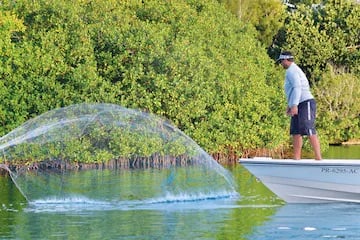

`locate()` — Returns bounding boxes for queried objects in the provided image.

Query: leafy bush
[0,0,290,161]
[314,67,360,144]
[276,0,360,81]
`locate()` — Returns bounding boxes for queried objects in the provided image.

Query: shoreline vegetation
[1,141,359,176]
[2,156,195,172]
[0,0,359,170]
[0,155,220,176]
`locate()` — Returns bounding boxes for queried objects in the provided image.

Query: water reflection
[1,145,358,239]
[0,164,281,240]
[324,145,360,159]
[249,203,360,239]
[13,205,238,239]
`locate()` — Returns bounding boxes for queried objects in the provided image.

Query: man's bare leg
[293,134,302,160]
[309,134,322,160]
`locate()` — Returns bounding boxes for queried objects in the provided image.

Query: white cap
[276,53,294,62]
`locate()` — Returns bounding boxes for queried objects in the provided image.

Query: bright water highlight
[249,203,360,240]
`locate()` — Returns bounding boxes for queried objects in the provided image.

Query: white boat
[239,157,360,203]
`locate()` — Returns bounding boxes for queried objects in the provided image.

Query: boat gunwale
[239,158,360,167]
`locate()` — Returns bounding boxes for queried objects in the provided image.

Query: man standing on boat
[277,51,322,160]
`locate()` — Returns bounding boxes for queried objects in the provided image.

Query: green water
[323,144,360,159]
[0,145,358,239]
[0,166,279,240]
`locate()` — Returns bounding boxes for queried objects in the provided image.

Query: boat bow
[239,157,360,203]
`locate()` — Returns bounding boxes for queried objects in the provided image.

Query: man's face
[280,59,291,69]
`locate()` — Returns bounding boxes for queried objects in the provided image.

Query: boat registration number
[321,167,360,174]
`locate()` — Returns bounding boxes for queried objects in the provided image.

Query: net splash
[0,103,238,204]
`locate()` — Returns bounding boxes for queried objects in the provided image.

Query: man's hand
[286,106,298,116]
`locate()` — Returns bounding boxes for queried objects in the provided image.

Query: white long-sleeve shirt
[284,63,314,107]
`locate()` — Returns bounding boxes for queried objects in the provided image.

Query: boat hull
[239,158,360,203]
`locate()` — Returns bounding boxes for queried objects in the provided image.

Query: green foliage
[0,0,291,163]
[277,0,360,81]
[0,10,27,135]
[288,0,322,5]
[2,119,198,165]
[219,0,286,47]
[314,67,360,143]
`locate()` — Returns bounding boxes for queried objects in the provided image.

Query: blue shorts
[290,99,317,136]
